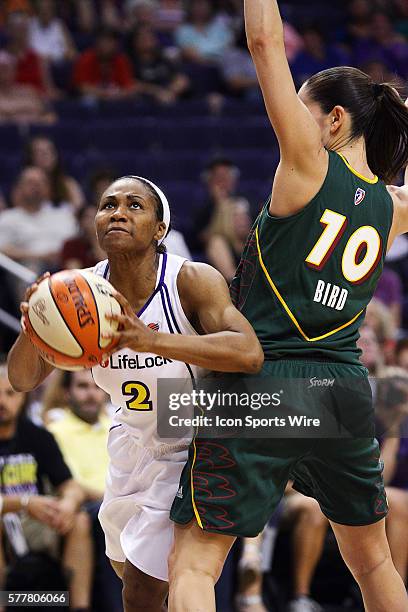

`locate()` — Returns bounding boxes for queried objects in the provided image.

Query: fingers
[23,271,50,302]
[105,312,130,327]
[111,290,134,317]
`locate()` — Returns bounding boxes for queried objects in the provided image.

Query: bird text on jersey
[313,279,348,311]
[102,354,173,370]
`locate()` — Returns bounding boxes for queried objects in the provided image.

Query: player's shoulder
[179,260,227,284]
[177,261,229,302]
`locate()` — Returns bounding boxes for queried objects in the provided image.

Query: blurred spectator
[164,229,192,259]
[48,370,123,611]
[219,25,259,99]
[395,338,408,371]
[99,0,124,31]
[87,167,116,207]
[72,27,136,100]
[72,0,97,33]
[215,0,242,33]
[374,266,403,332]
[236,534,267,612]
[376,368,408,584]
[236,484,328,612]
[0,0,32,26]
[291,25,349,86]
[366,297,397,363]
[282,486,328,612]
[156,0,185,33]
[60,205,105,269]
[394,0,408,39]
[127,25,189,104]
[0,167,77,278]
[0,364,89,608]
[206,198,252,283]
[124,0,158,30]
[0,51,55,125]
[188,157,243,254]
[48,371,109,506]
[175,0,233,64]
[283,22,304,63]
[353,11,408,80]
[346,0,374,43]
[357,324,384,376]
[29,0,77,64]
[6,12,55,98]
[24,135,84,210]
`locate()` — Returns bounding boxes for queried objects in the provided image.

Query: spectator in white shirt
[0,167,77,279]
[29,0,77,63]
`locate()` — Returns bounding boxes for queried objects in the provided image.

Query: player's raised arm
[244,0,324,169]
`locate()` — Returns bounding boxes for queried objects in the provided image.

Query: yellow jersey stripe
[190,438,203,529]
[255,226,364,342]
[337,153,378,184]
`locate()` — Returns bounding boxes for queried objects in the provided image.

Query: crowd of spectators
[1,1,408,611]
[0,0,405,120]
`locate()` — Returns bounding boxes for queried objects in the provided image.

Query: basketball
[24,270,121,371]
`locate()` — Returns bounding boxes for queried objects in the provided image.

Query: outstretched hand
[103,290,158,356]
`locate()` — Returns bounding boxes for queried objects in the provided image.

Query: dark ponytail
[306,66,408,183]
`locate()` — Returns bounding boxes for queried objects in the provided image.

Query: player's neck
[334,138,376,180]
[108,251,160,312]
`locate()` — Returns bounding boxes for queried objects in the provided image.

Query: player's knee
[123,562,167,611]
[387,488,408,519]
[304,504,327,527]
[347,549,391,582]
[168,549,223,586]
[299,497,326,526]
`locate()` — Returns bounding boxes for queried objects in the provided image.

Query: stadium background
[0,0,407,611]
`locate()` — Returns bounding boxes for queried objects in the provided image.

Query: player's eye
[102,201,115,209]
[129,202,141,209]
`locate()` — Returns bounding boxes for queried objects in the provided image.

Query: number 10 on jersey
[305,209,382,284]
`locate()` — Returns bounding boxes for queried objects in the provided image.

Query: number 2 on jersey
[122,381,153,411]
[305,208,382,284]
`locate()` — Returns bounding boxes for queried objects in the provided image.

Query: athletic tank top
[92,252,201,449]
[230,151,394,364]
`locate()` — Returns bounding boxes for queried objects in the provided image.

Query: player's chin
[102,232,134,250]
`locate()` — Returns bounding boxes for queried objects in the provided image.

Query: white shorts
[98,424,188,581]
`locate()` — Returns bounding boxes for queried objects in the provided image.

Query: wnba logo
[354,188,366,206]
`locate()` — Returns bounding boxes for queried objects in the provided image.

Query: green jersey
[231,150,393,364]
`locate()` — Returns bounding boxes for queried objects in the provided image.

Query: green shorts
[170,360,387,537]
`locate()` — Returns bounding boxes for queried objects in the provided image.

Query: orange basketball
[25,269,121,371]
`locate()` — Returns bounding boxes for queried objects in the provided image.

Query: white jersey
[92,252,200,450]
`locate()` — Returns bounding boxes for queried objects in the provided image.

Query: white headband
[132,176,171,245]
